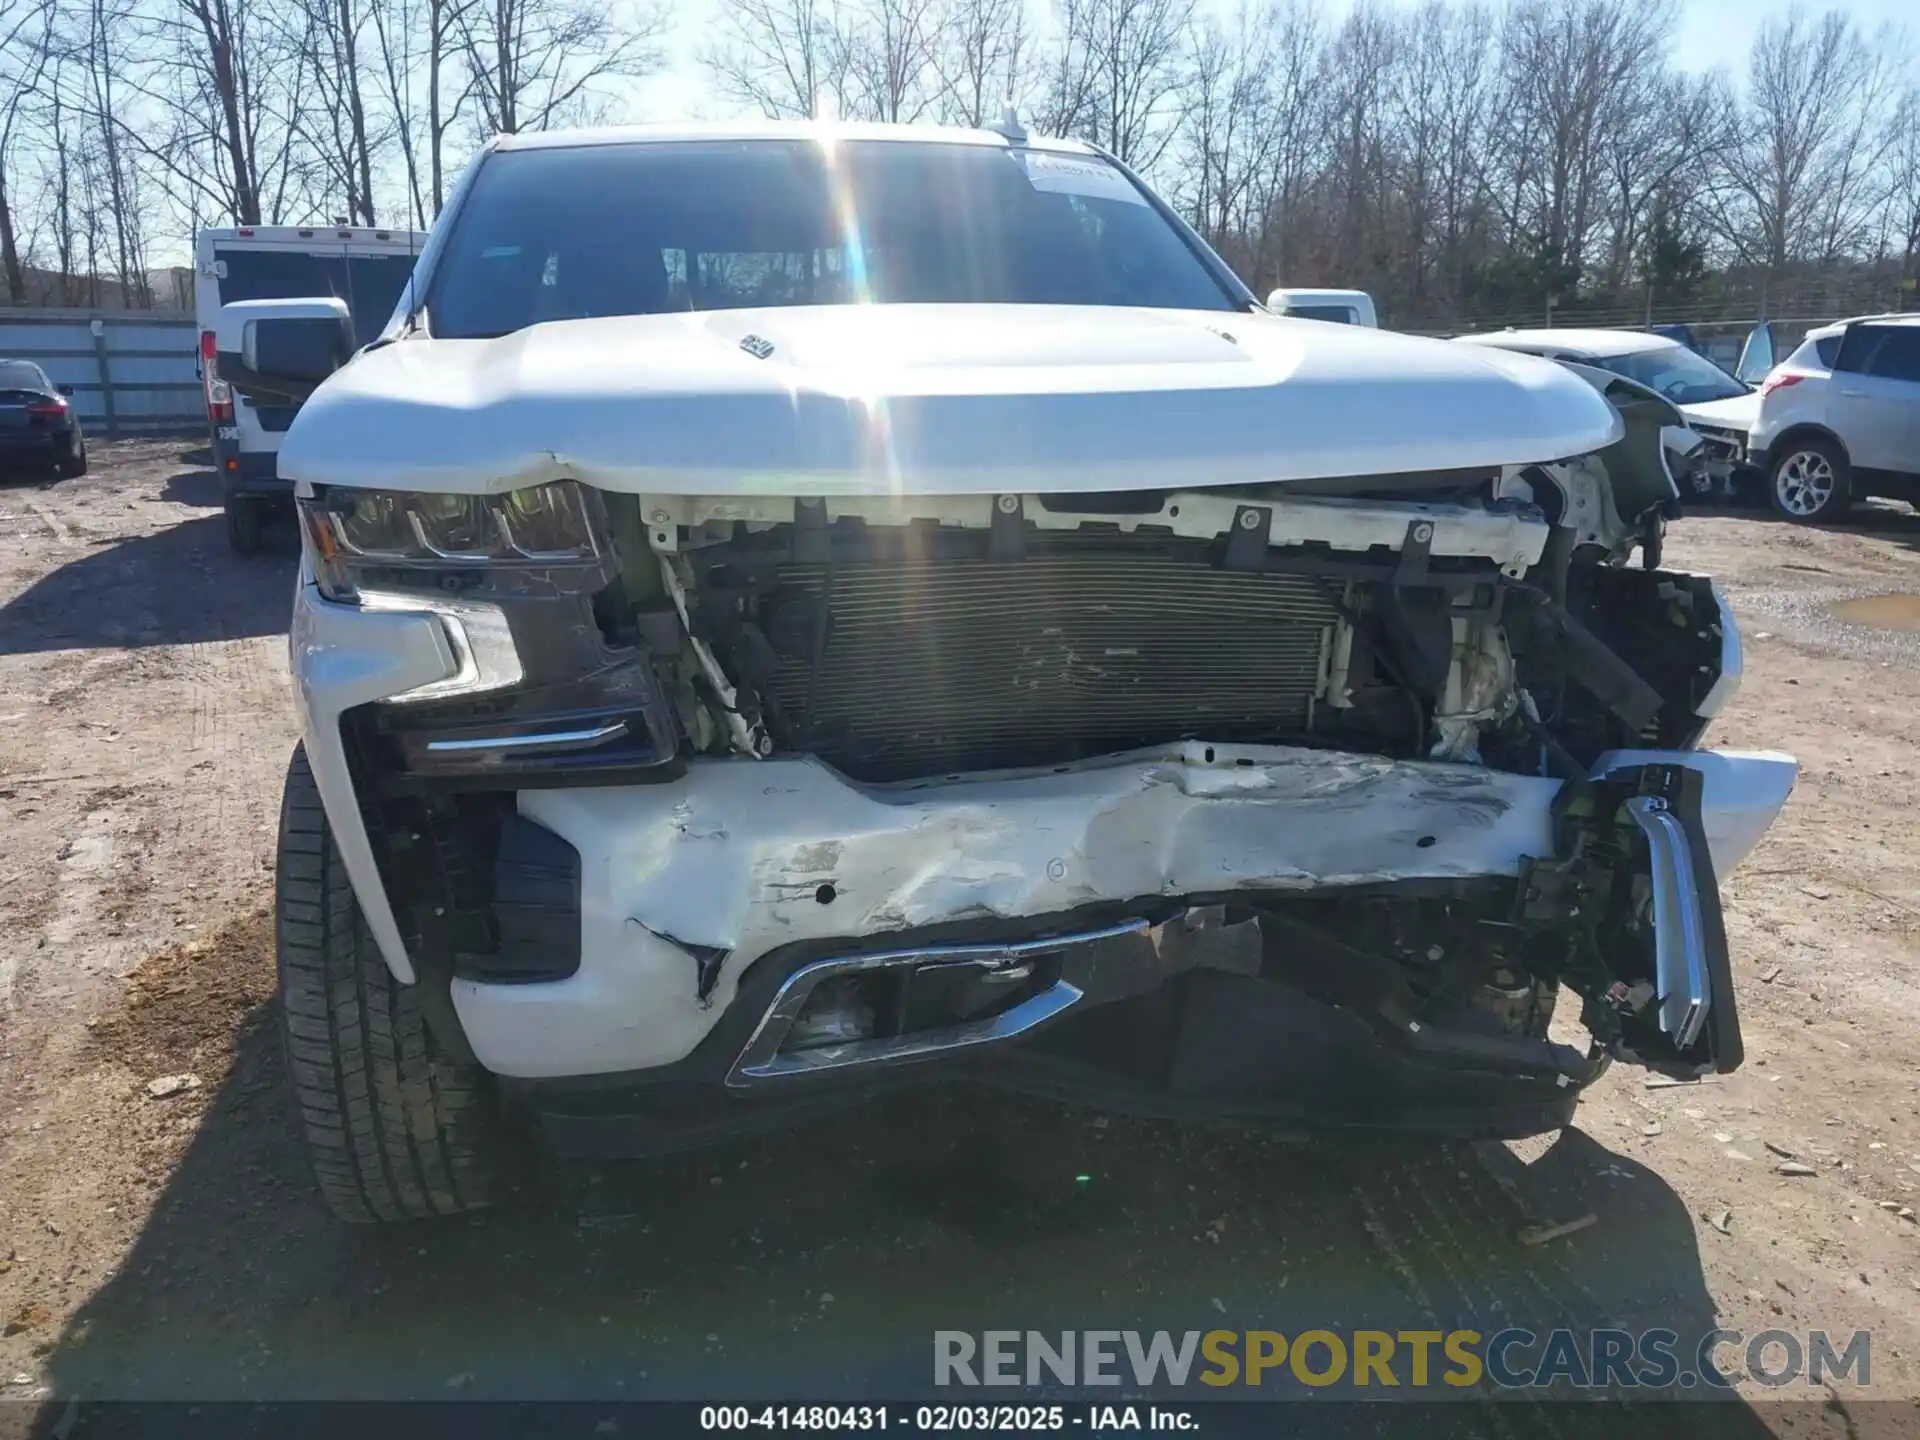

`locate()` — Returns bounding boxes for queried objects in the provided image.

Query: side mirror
[214,297,354,405]
[56,383,74,397]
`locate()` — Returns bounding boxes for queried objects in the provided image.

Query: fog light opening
[784,976,879,1052]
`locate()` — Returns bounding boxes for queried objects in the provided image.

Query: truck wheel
[277,744,498,1223]
[1769,437,1851,523]
[226,496,263,553]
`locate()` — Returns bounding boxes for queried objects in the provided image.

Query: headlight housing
[299,480,605,600]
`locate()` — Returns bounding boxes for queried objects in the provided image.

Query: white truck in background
[195,225,428,552]
[1266,288,1378,327]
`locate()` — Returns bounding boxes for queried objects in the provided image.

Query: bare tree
[80,0,152,304]
[843,0,943,121]
[1711,8,1901,270]
[932,0,1029,126]
[1177,0,1322,288]
[36,50,80,301]
[460,0,669,135]
[1886,83,1920,289]
[701,0,850,120]
[1493,0,1674,294]
[1315,4,1400,284]
[120,0,315,227]
[1598,67,1729,292]
[292,0,386,223]
[1039,0,1193,168]
[1388,0,1498,318]
[370,0,475,222]
[0,0,54,300]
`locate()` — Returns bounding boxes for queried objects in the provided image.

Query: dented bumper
[456,743,1792,1080]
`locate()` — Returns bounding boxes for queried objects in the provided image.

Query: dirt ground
[3,441,1920,1433]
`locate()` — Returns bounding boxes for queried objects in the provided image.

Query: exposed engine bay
[636,476,1729,785]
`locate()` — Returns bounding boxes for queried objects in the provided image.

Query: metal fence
[0,308,202,437]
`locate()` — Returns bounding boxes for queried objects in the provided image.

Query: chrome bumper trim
[727,919,1150,1086]
[1625,795,1711,1049]
[425,720,628,753]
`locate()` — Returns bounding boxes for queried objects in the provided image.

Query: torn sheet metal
[450,740,1795,1079]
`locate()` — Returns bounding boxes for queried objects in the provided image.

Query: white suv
[1750,315,1920,523]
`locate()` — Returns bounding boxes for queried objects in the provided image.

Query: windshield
[428,140,1238,339]
[215,248,416,347]
[1597,344,1747,404]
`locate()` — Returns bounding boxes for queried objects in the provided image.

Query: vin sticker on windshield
[1014,152,1147,206]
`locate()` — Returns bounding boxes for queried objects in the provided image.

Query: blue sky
[630,0,1917,121]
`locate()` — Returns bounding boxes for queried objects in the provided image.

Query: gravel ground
[2,442,1920,1436]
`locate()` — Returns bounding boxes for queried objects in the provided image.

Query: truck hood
[1677,391,1761,434]
[280,304,1622,496]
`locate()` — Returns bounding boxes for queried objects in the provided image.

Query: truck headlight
[298,481,604,600]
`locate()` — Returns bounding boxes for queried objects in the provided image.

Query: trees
[0,0,55,300]
[1712,10,1902,271]
[932,0,1027,127]
[460,0,669,136]
[701,0,847,120]
[2,0,1919,324]
[1035,0,1191,167]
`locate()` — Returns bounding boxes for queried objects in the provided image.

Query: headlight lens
[333,489,415,557]
[412,491,500,557]
[300,481,602,600]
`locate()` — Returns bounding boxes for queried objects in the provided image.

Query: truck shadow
[0,493,295,656]
[32,985,1778,1437]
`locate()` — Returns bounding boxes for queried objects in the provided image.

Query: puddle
[1830,594,1920,632]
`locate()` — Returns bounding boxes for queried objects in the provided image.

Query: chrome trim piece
[358,590,525,704]
[728,919,1150,1086]
[1695,579,1743,720]
[425,720,628,753]
[1625,795,1711,1049]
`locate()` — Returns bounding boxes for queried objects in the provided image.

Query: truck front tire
[276,745,498,1222]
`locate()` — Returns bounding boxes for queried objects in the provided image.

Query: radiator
[757,541,1339,782]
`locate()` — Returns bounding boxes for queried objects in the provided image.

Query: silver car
[1749,316,1920,523]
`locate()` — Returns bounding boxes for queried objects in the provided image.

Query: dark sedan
[0,359,88,479]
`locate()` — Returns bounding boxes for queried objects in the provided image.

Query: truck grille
[759,541,1339,782]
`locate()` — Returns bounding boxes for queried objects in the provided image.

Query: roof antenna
[991,103,1027,144]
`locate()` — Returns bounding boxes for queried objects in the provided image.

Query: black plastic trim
[454,814,582,984]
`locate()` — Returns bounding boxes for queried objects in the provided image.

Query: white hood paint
[280,305,1623,496]
[1678,391,1761,434]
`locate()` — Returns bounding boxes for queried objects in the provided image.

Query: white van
[1265,288,1378,327]
[195,226,428,551]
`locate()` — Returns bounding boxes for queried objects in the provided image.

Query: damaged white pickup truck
[221,120,1798,1223]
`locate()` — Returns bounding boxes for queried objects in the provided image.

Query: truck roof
[493,118,1096,154]
[196,225,429,249]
